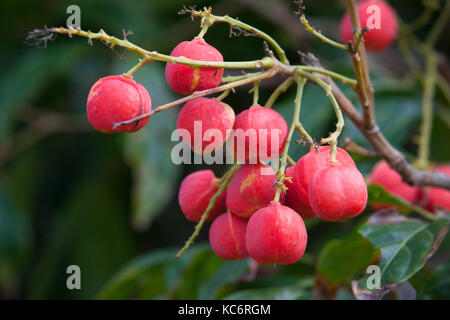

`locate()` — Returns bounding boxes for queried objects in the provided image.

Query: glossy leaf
[353,210,448,299]
[317,232,379,287]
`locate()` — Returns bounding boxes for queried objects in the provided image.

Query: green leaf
[223,277,313,300]
[317,232,379,287]
[0,182,31,291]
[198,260,249,299]
[367,184,413,210]
[367,184,434,218]
[0,44,86,139]
[354,211,448,299]
[416,261,450,299]
[28,176,137,299]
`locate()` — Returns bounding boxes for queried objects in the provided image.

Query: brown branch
[300,50,450,189]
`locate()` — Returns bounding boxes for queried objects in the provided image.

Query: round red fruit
[285,166,316,219]
[308,162,367,222]
[232,105,288,162]
[340,0,398,51]
[246,202,307,265]
[209,211,248,260]
[86,75,151,134]
[369,161,420,210]
[226,163,284,219]
[178,170,226,222]
[294,146,356,206]
[165,38,223,95]
[176,97,235,154]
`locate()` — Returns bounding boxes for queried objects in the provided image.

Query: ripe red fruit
[209,211,248,260]
[294,146,356,206]
[178,170,226,222]
[86,75,151,134]
[232,105,288,162]
[284,166,316,219]
[226,163,285,219]
[246,202,307,265]
[340,0,398,51]
[165,38,224,95]
[424,165,450,212]
[369,161,420,210]
[176,97,235,154]
[308,162,368,221]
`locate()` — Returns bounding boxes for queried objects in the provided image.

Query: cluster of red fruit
[179,145,368,265]
[369,161,450,213]
[83,0,449,266]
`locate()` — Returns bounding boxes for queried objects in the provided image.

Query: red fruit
[178,170,226,222]
[426,165,450,212]
[226,163,285,219]
[86,75,151,134]
[246,202,307,265]
[340,0,398,51]
[294,146,356,206]
[209,211,249,260]
[285,167,316,219]
[369,161,420,210]
[232,105,288,162]
[176,97,235,154]
[309,162,367,221]
[165,38,223,95]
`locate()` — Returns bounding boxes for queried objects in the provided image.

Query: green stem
[416,48,437,169]
[222,72,262,83]
[265,77,295,108]
[176,163,240,258]
[46,27,273,70]
[298,66,357,88]
[126,57,152,76]
[215,89,231,101]
[295,122,314,144]
[190,8,289,64]
[274,76,307,202]
[297,70,344,162]
[300,15,348,51]
[252,81,260,105]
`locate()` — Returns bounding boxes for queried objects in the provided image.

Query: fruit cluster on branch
[26,0,450,263]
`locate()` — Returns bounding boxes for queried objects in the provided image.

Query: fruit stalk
[274,75,306,202]
[176,163,240,258]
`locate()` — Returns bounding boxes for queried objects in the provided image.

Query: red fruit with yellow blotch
[340,0,398,51]
[165,37,224,95]
[369,161,420,210]
[209,211,248,260]
[226,163,284,219]
[232,105,288,162]
[285,166,316,219]
[176,97,235,154]
[86,75,151,134]
[294,146,356,206]
[178,170,226,222]
[246,202,307,265]
[308,162,367,222]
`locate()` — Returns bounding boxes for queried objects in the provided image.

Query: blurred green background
[0,0,449,300]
